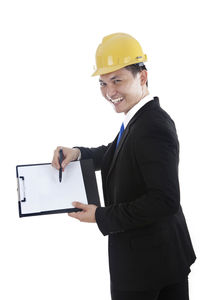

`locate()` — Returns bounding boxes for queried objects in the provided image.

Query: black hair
[125,63,148,87]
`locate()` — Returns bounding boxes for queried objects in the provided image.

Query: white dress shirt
[123,94,154,129]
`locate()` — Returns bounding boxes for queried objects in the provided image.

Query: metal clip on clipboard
[18,176,26,202]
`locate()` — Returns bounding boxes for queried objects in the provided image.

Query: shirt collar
[123,94,154,129]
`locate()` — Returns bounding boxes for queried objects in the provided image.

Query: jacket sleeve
[95,119,180,236]
[75,144,111,171]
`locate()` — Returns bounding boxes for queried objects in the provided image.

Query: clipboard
[16,159,100,217]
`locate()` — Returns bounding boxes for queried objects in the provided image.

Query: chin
[114,107,125,114]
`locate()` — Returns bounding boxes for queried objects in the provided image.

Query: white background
[0,0,199,299]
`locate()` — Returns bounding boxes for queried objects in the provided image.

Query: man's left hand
[68,202,97,223]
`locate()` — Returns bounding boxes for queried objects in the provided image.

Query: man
[52,33,196,300]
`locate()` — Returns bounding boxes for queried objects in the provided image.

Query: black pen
[59,149,64,183]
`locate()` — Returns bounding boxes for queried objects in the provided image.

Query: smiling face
[99,67,149,114]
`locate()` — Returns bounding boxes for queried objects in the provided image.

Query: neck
[124,88,150,115]
[140,88,150,101]
[135,88,150,106]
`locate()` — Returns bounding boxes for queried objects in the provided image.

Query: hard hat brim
[92,56,147,77]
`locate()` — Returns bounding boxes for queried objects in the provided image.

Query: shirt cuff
[77,151,81,160]
[73,147,81,160]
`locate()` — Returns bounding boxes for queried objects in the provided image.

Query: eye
[113,80,121,84]
[99,81,106,87]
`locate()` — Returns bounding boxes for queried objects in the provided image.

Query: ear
[140,70,148,86]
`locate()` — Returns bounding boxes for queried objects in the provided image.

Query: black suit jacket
[78,97,196,291]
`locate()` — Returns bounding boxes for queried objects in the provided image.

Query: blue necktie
[116,122,124,148]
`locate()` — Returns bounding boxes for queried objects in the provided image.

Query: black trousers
[111,277,189,300]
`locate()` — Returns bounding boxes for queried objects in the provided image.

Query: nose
[106,85,118,99]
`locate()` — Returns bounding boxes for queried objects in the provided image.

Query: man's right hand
[51,146,81,170]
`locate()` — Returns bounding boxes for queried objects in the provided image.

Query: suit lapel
[106,97,160,180]
[106,121,131,180]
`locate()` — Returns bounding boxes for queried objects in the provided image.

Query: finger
[52,155,60,170]
[52,147,62,170]
[52,155,60,169]
[51,160,59,170]
[68,212,82,220]
[72,202,88,210]
[61,157,71,169]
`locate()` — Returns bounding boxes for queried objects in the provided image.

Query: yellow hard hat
[92,33,147,76]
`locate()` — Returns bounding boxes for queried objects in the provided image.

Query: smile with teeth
[107,94,124,104]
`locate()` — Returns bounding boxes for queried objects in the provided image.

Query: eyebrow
[110,76,119,80]
[99,76,120,83]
